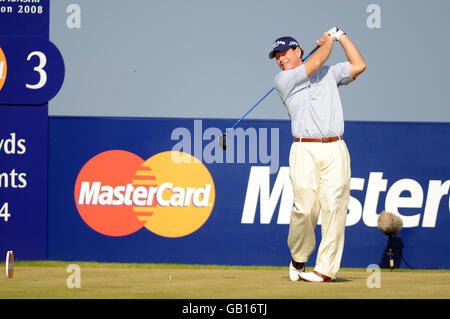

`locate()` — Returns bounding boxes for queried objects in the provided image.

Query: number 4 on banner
[0,203,11,222]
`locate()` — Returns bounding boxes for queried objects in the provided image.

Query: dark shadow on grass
[281,276,352,283]
[335,277,351,283]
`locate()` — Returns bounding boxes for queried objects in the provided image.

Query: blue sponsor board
[0,1,49,37]
[0,105,48,260]
[0,0,52,260]
[0,36,65,105]
[47,116,450,269]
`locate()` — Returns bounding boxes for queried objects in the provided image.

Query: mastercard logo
[0,47,7,91]
[74,150,215,237]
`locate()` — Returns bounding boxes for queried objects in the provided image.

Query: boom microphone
[377,211,403,271]
[377,210,403,235]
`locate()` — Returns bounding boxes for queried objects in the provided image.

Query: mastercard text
[77,181,212,207]
[242,166,450,228]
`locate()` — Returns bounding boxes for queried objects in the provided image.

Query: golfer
[269,27,366,282]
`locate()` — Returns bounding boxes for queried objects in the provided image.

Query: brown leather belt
[294,136,343,143]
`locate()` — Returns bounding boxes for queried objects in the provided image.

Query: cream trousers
[287,139,351,279]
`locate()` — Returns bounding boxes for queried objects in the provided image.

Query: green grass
[1,261,449,299]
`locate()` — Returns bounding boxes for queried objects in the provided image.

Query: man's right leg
[288,194,321,262]
[287,142,321,279]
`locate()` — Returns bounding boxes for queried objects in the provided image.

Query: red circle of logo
[74,150,146,236]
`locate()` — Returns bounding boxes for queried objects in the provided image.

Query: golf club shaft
[225,44,320,134]
[227,87,275,133]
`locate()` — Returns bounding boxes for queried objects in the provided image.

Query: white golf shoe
[289,261,305,281]
[299,271,336,282]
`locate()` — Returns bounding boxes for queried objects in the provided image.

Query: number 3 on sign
[0,202,11,222]
[26,51,47,89]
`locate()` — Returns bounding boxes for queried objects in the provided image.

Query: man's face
[275,47,302,71]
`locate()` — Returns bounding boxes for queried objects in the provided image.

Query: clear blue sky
[50,0,450,122]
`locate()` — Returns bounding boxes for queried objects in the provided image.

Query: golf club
[218,44,320,150]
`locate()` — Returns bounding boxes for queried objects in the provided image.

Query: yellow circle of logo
[132,151,215,238]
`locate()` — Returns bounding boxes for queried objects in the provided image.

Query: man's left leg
[315,140,351,280]
[300,140,350,282]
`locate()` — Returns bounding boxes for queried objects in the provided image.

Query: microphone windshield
[377,211,403,235]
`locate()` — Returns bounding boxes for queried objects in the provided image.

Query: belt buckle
[320,137,324,143]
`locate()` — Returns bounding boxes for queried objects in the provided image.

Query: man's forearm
[314,39,334,66]
[304,34,334,77]
[339,34,366,78]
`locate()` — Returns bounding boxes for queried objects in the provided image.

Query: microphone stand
[387,234,394,271]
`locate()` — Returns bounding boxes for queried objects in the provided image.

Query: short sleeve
[330,61,354,86]
[274,64,310,102]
